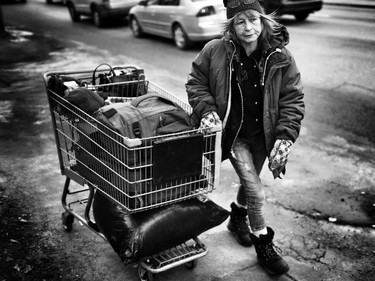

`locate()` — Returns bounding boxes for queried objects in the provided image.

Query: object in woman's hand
[268,139,292,178]
[199,111,222,133]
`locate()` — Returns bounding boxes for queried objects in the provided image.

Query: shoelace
[262,242,282,262]
[234,216,249,232]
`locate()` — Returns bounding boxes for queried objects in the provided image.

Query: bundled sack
[47,74,107,114]
[66,87,105,114]
[93,191,229,264]
[94,93,193,139]
[47,74,83,97]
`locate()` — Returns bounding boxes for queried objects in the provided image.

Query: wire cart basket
[43,65,222,281]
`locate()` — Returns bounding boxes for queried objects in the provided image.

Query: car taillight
[197,6,215,17]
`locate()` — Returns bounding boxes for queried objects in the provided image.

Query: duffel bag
[93,93,193,140]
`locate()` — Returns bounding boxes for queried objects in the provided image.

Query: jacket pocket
[269,108,277,130]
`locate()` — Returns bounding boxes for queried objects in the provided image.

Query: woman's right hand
[199,111,222,134]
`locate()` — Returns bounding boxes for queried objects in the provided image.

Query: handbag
[92,63,147,97]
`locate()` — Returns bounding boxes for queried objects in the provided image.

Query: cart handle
[210,124,223,133]
[122,137,142,148]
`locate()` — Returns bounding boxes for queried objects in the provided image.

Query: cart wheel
[62,211,74,232]
[138,266,154,281]
[185,260,197,270]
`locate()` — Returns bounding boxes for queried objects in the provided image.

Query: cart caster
[138,266,154,281]
[62,211,74,232]
[185,260,197,269]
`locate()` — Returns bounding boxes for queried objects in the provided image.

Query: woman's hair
[222,9,282,43]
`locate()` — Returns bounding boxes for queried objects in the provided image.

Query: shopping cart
[43,65,222,281]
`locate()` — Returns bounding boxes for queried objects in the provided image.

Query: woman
[186,0,305,275]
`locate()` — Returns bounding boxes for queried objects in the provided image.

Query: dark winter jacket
[186,27,305,160]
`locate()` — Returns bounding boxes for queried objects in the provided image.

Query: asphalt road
[2,0,375,143]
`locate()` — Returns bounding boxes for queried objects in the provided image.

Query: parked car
[2,0,27,3]
[261,0,323,22]
[66,0,139,27]
[46,0,67,5]
[128,0,227,50]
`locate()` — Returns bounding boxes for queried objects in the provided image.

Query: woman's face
[233,11,262,45]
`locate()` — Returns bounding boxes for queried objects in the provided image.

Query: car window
[159,0,179,6]
[148,0,159,5]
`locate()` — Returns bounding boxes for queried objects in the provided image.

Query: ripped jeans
[229,134,267,233]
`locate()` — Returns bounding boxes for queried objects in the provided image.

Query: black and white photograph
[0,0,374,280]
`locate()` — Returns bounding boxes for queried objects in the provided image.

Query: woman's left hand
[199,111,222,134]
[268,139,293,178]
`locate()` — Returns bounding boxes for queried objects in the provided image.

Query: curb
[324,1,375,9]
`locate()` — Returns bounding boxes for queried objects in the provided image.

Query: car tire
[130,16,144,38]
[294,12,309,21]
[93,8,105,28]
[173,24,191,50]
[68,3,80,22]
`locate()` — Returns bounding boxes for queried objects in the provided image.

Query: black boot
[249,227,289,275]
[227,202,252,247]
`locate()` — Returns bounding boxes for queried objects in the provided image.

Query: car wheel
[173,24,190,50]
[68,3,80,22]
[130,16,144,38]
[93,8,105,28]
[294,12,309,21]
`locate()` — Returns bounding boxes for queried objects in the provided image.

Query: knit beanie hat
[223,0,263,19]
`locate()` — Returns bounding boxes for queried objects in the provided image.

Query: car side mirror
[139,0,148,6]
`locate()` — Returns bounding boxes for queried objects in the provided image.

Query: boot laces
[233,216,249,232]
[262,242,282,262]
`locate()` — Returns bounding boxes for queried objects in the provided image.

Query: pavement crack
[210,264,257,281]
[285,273,300,281]
[332,82,374,94]
[268,198,374,228]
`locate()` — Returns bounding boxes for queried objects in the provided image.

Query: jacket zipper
[229,47,282,158]
[228,42,244,158]
[222,42,237,129]
[261,48,282,87]
[230,81,244,159]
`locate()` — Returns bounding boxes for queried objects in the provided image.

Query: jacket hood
[269,26,289,49]
[259,25,290,55]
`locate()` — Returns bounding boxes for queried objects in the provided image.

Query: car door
[136,0,159,33]
[73,0,92,14]
[150,0,180,38]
